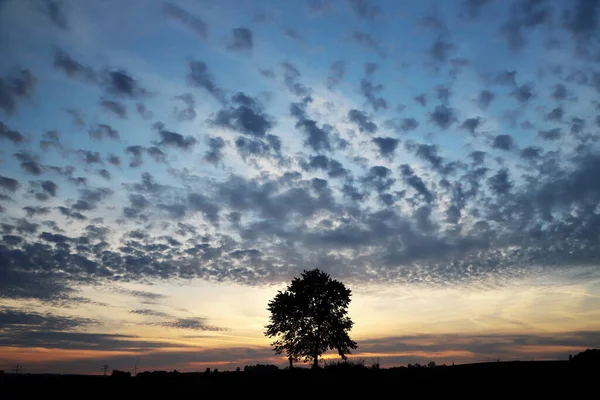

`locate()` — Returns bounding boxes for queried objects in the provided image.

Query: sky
[1,0,600,374]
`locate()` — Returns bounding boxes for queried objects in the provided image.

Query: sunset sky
[2,0,600,375]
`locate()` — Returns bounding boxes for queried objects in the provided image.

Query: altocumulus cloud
[1,0,600,371]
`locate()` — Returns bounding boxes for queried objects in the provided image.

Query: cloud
[282,62,312,97]
[307,0,335,16]
[295,119,332,152]
[66,108,86,128]
[147,146,167,163]
[400,118,419,132]
[159,317,227,332]
[5,2,600,366]
[23,206,50,217]
[501,0,552,53]
[348,109,377,133]
[0,307,95,331]
[326,61,345,90]
[360,78,388,111]
[488,168,512,195]
[429,105,456,130]
[495,69,517,86]
[103,69,148,98]
[235,135,282,161]
[155,125,197,150]
[114,288,168,302]
[77,150,102,164]
[227,27,253,52]
[463,0,494,19]
[174,93,196,121]
[346,0,382,21]
[53,49,96,82]
[0,69,37,115]
[57,206,87,220]
[204,136,226,164]
[136,103,153,120]
[552,84,568,101]
[0,122,24,143]
[158,203,187,218]
[40,0,69,30]
[187,60,225,102]
[361,166,395,193]
[359,331,600,362]
[400,164,434,203]
[0,328,189,351]
[40,180,58,196]
[210,93,274,138]
[477,90,495,109]
[40,130,61,151]
[99,99,127,119]
[0,175,20,192]
[351,31,386,57]
[162,2,208,39]
[419,16,447,31]
[512,84,535,104]
[429,37,455,62]
[130,309,170,318]
[125,145,145,167]
[492,134,515,150]
[89,124,119,141]
[545,106,564,121]
[300,155,349,178]
[14,151,43,175]
[372,137,399,158]
[562,0,600,56]
[460,117,482,135]
[97,169,110,180]
[538,128,562,141]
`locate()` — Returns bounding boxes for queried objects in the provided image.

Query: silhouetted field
[2,360,598,395]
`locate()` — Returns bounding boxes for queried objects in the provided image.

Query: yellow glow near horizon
[3,269,599,373]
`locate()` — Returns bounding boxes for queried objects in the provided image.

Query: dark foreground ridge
[2,355,600,396]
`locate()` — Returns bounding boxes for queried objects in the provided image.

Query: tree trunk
[313,350,319,368]
[289,357,293,369]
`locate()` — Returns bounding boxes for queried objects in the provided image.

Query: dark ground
[1,360,598,396]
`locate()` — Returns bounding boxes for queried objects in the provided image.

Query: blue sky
[1,0,600,374]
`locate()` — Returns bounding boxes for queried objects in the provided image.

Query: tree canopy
[265,269,357,368]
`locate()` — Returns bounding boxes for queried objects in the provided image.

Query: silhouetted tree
[265,268,357,368]
[243,364,279,376]
[571,349,600,365]
[110,369,131,378]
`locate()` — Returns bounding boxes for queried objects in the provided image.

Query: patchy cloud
[351,31,386,57]
[326,61,345,90]
[227,27,253,52]
[163,2,208,39]
[348,109,377,133]
[347,0,382,21]
[187,60,225,102]
[0,122,24,143]
[159,317,227,331]
[0,69,37,115]
[2,0,600,372]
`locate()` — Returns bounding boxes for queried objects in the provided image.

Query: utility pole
[102,364,109,376]
[13,364,21,373]
[134,364,138,376]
